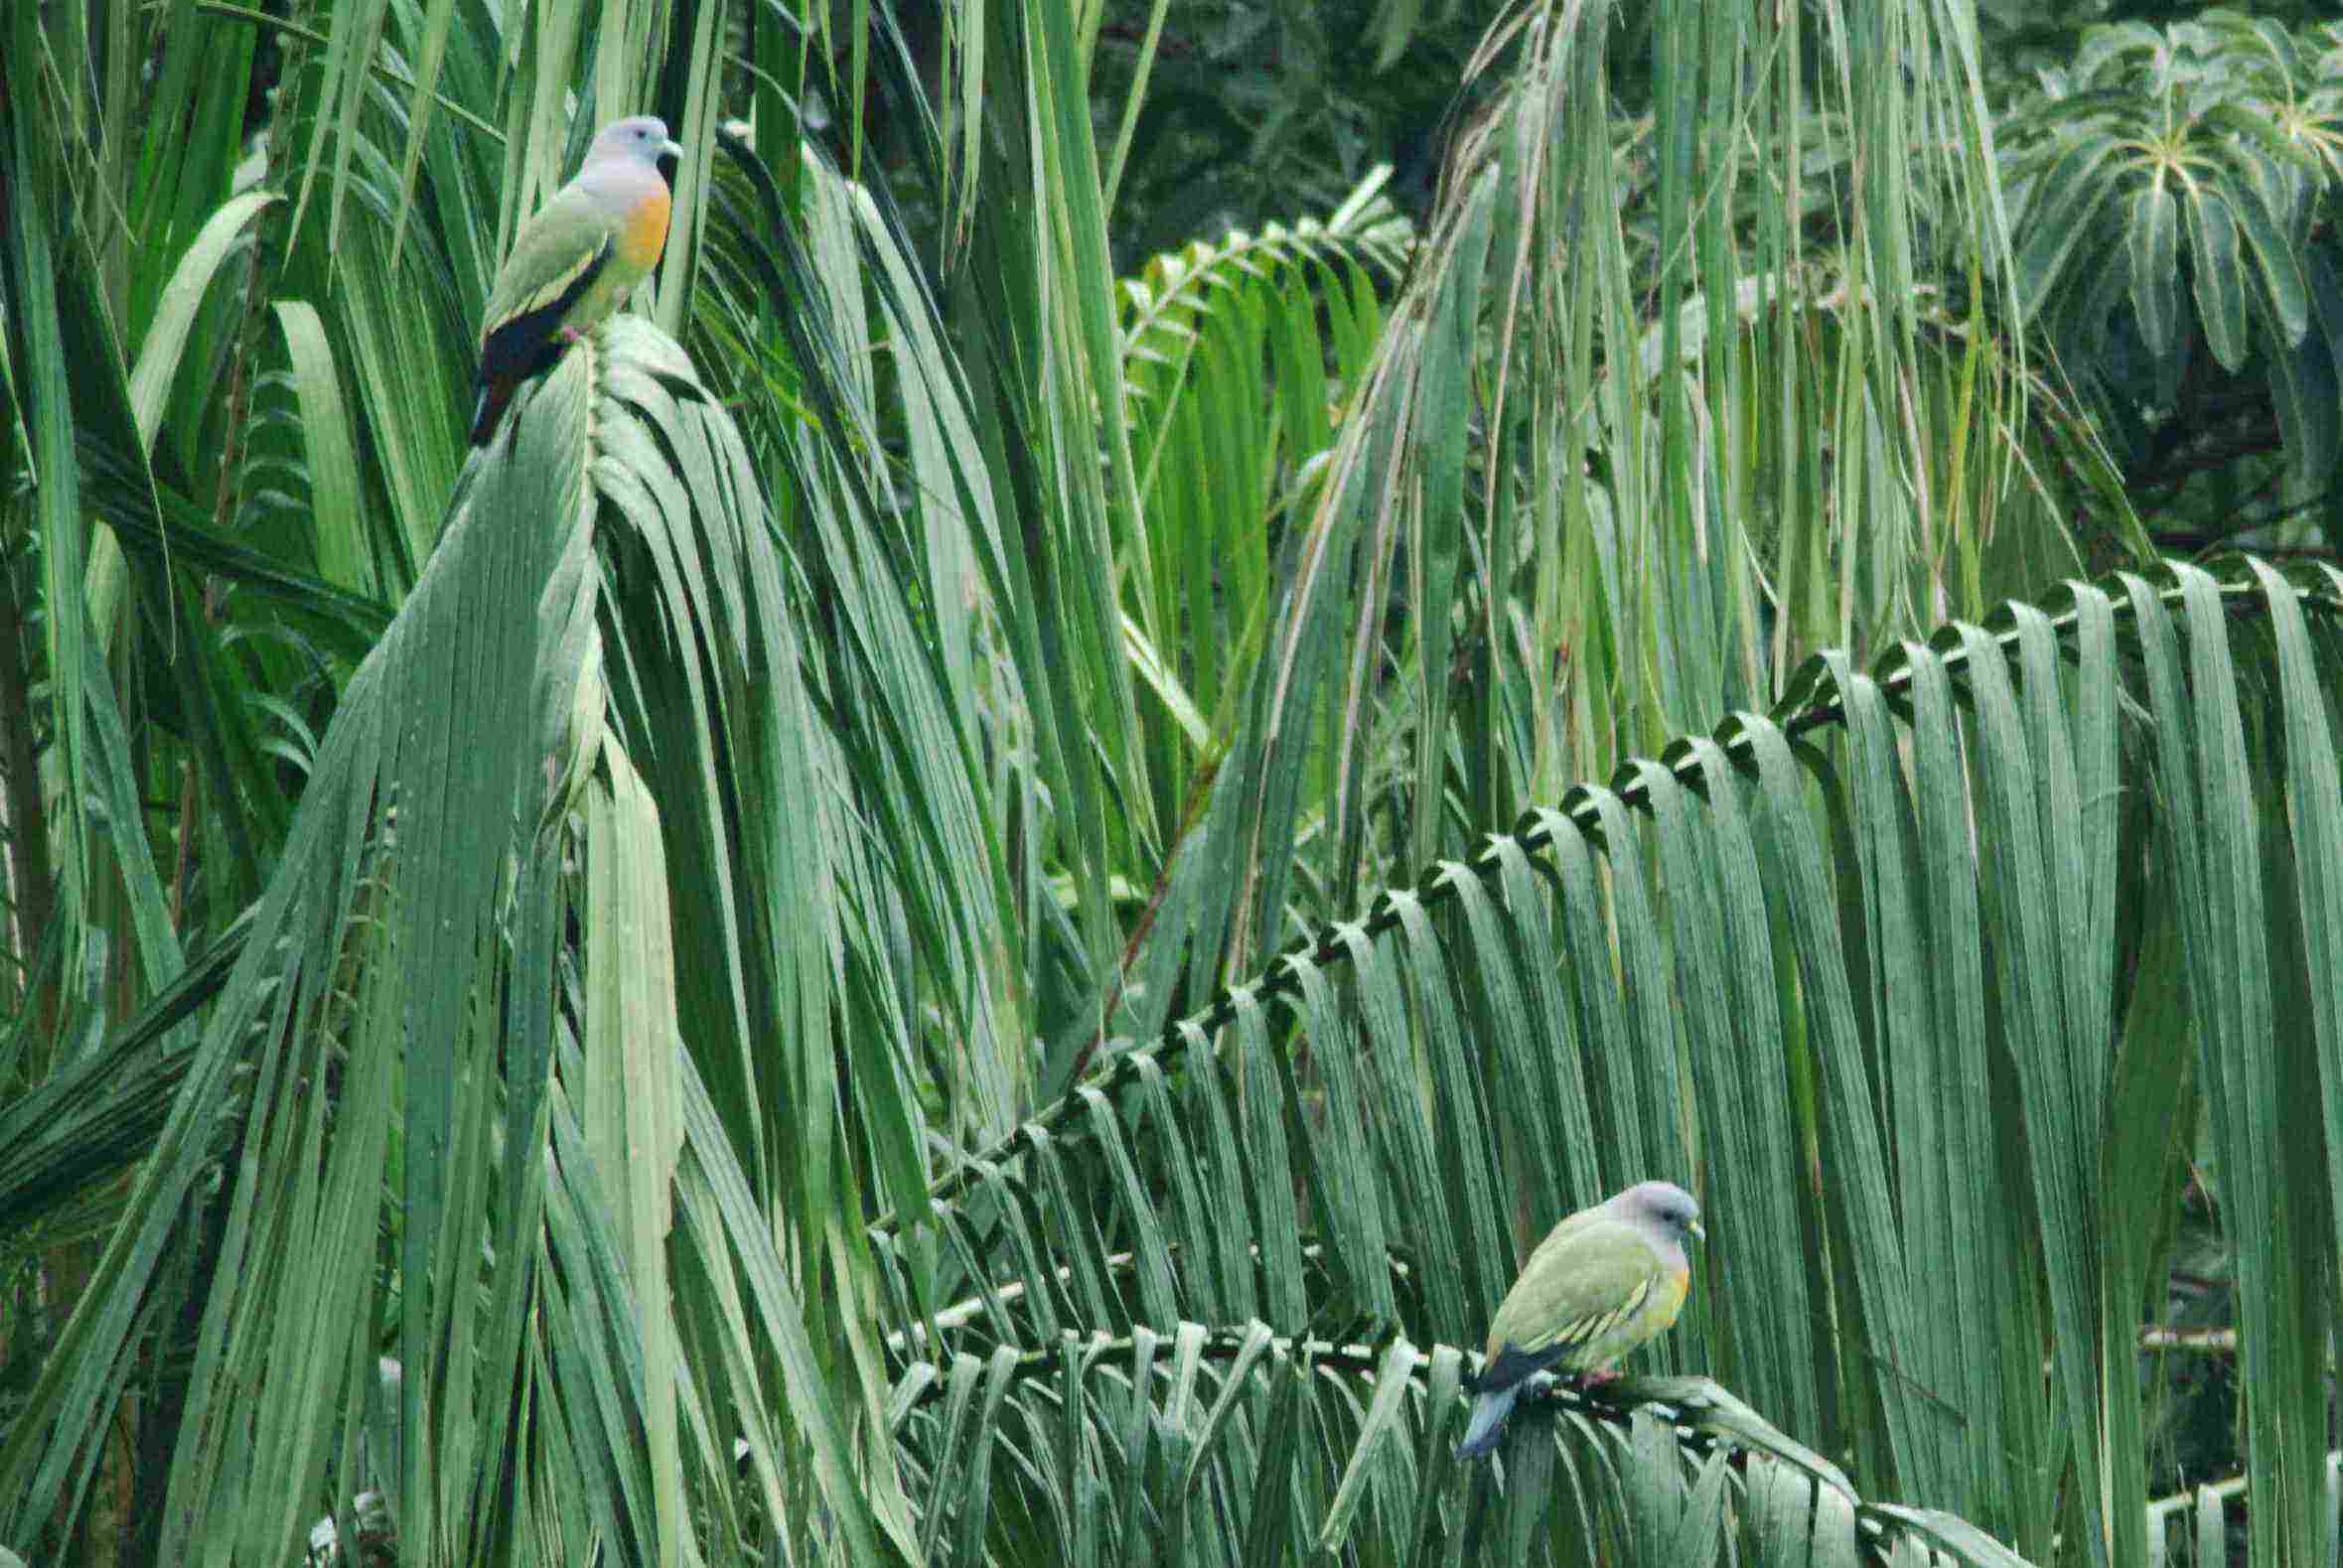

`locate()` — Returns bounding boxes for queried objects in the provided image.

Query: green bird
[1455,1180,1704,1460]
[471,115,684,445]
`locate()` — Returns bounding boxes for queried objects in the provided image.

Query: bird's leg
[1574,1368,1622,1388]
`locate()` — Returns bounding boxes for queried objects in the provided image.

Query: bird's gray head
[590,116,684,167]
[1616,1180,1704,1242]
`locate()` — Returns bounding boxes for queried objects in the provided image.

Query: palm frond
[876,559,2343,1565]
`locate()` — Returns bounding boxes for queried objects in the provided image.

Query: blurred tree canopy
[1073,1,2343,564]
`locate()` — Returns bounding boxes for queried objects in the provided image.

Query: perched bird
[1455,1180,1704,1461]
[471,115,683,445]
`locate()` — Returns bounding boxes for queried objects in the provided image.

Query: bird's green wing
[1516,1204,1606,1276]
[1478,1219,1669,1389]
[480,185,618,343]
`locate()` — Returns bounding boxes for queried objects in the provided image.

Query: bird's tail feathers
[1454,1384,1522,1461]
[471,379,514,446]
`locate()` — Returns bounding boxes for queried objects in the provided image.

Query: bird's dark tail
[1454,1384,1521,1460]
[471,378,514,446]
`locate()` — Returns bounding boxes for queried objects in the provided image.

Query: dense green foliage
[2001,13,2343,553]
[4,1,2342,1565]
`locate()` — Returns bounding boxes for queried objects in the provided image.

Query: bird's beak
[1687,1219,1706,1241]
[661,138,684,161]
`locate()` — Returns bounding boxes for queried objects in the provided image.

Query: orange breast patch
[618,186,673,270]
[1654,1263,1690,1327]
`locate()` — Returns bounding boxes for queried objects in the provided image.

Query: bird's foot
[1574,1368,1622,1388]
